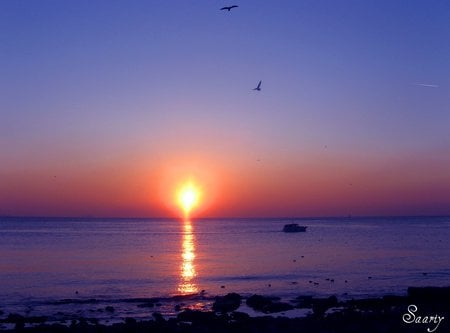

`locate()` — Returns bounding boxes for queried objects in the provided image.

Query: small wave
[207,273,305,283]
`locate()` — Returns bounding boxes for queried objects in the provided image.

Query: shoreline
[1,286,449,332]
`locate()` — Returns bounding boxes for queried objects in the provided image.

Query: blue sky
[1,1,449,217]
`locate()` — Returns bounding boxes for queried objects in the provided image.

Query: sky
[1,0,450,218]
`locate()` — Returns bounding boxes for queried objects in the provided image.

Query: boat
[283,223,307,233]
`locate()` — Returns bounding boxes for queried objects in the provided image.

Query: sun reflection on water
[178,219,198,294]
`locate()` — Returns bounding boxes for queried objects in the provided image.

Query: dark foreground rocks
[2,308,449,333]
[246,294,294,313]
[1,287,449,333]
[213,293,242,313]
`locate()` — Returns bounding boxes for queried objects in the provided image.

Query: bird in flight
[220,5,238,11]
[253,80,262,91]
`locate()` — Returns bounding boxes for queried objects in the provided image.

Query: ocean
[0,216,449,322]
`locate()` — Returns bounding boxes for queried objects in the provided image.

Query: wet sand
[1,287,449,332]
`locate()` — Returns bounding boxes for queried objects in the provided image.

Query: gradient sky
[1,0,450,218]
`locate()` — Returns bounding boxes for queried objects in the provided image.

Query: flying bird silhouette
[253,80,262,91]
[220,5,238,11]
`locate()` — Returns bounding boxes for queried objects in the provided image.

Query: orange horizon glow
[1,151,450,218]
[152,156,221,218]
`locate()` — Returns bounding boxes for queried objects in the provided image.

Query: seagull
[220,5,238,11]
[253,80,262,91]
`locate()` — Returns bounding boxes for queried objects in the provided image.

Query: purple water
[0,216,449,322]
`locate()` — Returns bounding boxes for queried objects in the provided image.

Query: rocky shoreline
[1,287,449,332]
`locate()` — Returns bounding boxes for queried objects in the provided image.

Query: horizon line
[1,214,449,220]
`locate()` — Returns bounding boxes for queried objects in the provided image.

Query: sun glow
[177,182,201,217]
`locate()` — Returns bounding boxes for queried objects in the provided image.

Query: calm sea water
[0,216,449,321]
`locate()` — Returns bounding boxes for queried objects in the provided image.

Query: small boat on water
[283,223,307,233]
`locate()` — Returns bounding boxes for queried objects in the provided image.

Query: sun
[177,182,201,217]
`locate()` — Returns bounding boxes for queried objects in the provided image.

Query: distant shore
[1,286,449,332]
